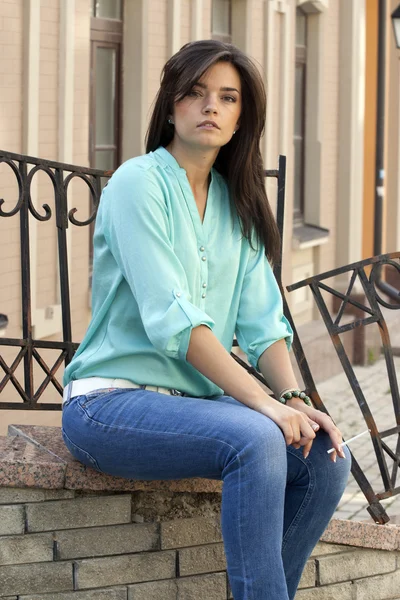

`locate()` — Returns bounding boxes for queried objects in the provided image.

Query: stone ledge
[1,425,400,552]
[0,425,222,494]
[320,517,400,552]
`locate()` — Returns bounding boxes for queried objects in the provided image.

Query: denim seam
[236,452,252,600]
[78,401,242,455]
[281,448,315,553]
[61,428,102,471]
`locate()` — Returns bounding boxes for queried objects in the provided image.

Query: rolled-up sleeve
[235,240,293,371]
[103,164,215,360]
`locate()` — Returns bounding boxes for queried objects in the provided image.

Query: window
[293,8,307,222]
[211,0,232,43]
[92,0,122,21]
[89,1,123,273]
[90,1,123,172]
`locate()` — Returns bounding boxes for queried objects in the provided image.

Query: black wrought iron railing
[287,253,400,523]
[1,149,399,523]
[0,150,109,409]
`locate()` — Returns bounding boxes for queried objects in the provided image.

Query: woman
[62,40,350,599]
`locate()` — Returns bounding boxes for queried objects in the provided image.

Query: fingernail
[304,451,309,459]
[333,455,337,463]
[312,424,319,431]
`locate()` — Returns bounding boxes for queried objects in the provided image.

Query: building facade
[0,0,399,428]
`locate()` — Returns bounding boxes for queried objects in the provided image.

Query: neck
[165,140,218,190]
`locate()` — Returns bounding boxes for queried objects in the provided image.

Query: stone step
[0,425,222,495]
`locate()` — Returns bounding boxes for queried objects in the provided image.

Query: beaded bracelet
[278,388,312,406]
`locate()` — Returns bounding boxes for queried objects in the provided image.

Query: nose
[202,95,218,115]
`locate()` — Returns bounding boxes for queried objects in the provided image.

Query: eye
[188,89,202,97]
[223,95,236,103]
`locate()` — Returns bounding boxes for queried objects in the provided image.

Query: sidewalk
[317,354,400,522]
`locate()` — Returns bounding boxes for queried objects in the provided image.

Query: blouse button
[200,246,205,252]
[202,283,207,288]
[176,292,181,297]
[201,256,207,262]
[202,293,206,299]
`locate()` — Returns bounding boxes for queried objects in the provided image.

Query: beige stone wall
[316,0,339,279]
[0,486,399,599]
[36,0,59,312]
[0,0,24,339]
[70,0,91,344]
[148,0,168,115]
[181,0,191,45]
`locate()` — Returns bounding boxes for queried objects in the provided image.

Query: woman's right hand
[258,399,320,458]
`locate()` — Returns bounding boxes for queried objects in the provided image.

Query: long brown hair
[145,40,280,264]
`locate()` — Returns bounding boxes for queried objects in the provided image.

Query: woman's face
[170,61,242,152]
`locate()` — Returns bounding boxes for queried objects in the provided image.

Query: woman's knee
[231,411,287,462]
[308,431,351,489]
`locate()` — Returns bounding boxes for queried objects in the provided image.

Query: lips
[197,120,220,129]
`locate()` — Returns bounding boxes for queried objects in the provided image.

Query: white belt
[62,377,184,405]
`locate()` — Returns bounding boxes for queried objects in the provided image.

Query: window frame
[293,8,307,224]
[89,8,123,272]
[89,17,123,171]
[211,0,232,43]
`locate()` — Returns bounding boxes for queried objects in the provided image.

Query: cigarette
[327,429,371,454]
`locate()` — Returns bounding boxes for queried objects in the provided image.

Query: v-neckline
[156,146,213,232]
[193,171,213,228]
[194,175,212,225]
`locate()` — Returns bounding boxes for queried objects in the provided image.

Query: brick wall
[0,487,399,599]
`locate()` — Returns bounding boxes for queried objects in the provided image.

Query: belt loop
[63,382,72,405]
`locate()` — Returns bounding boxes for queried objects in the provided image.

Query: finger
[328,428,346,459]
[307,418,320,432]
[280,422,294,446]
[324,425,346,460]
[302,437,313,459]
[329,449,338,462]
[291,422,301,444]
[299,418,317,442]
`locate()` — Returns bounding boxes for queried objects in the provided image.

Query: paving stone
[311,542,354,557]
[161,516,222,549]
[317,549,396,585]
[75,550,176,589]
[20,588,128,600]
[178,543,226,576]
[0,532,53,565]
[354,568,400,600]
[295,581,354,599]
[0,504,24,535]
[26,495,131,532]
[55,522,159,559]
[176,572,227,599]
[0,488,74,504]
[297,559,316,589]
[0,561,73,596]
[128,579,177,599]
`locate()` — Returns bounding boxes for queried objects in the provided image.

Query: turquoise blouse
[63,146,293,398]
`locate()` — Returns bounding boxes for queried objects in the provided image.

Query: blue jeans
[62,388,350,600]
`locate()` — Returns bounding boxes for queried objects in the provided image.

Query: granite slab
[5,425,223,494]
[321,517,400,551]
[0,435,65,489]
